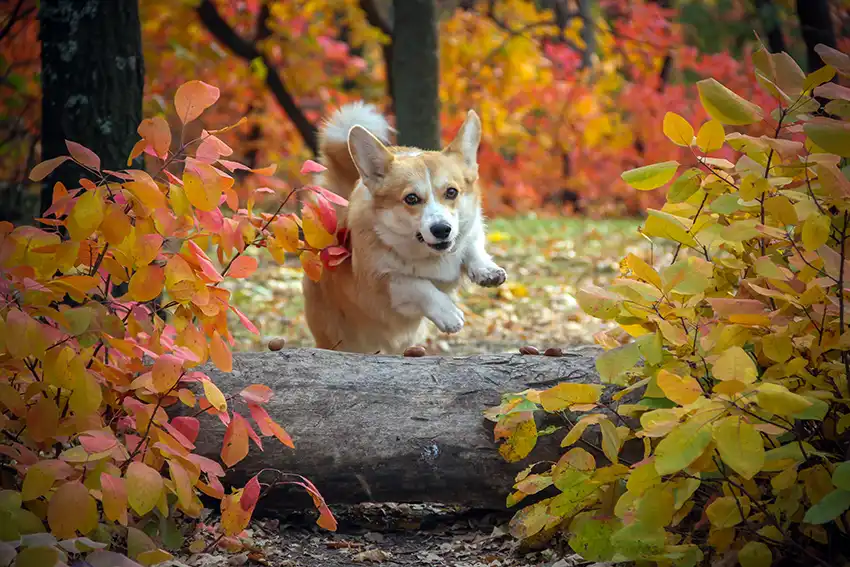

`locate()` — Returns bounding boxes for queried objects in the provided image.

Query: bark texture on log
[190,346,604,513]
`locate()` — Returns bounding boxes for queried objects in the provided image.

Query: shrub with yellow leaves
[487,44,850,567]
[0,81,342,566]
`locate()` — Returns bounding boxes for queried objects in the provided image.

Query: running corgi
[302,102,507,353]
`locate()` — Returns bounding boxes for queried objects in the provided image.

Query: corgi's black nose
[429,222,452,240]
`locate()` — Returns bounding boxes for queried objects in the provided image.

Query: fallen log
[190,346,608,513]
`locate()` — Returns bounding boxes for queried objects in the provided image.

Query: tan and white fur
[302,102,507,354]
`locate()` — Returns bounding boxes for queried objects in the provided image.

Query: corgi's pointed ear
[348,125,394,188]
[444,110,481,168]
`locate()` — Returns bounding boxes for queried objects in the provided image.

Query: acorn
[268,338,286,351]
[403,345,427,357]
[519,346,540,355]
[544,347,563,357]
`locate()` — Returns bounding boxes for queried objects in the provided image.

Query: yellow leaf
[22,461,58,501]
[764,195,798,226]
[69,370,102,417]
[272,216,301,253]
[656,369,702,406]
[697,78,764,125]
[636,485,675,528]
[128,265,165,302]
[126,462,164,516]
[804,119,850,157]
[712,346,757,384]
[654,419,712,476]
[302,207,335,249]
[539,383,602,412]
[706,495,748,528]
[183,170,219,212]
[499,417,538,462]
[67,189,105,241]
[801,213,831,252]
[643,210,698,248]
[623,253,662,288]
[621,161,679,191]
[713,416,764,480]
[662,112,694,146]
[138,549,174,567]
[756,383,812,416]
[696,120,725,153]
[761,334,793,363]
[202,380,228,412]
[739,541,772,567]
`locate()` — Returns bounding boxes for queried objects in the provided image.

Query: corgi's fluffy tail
[318,102,392,200]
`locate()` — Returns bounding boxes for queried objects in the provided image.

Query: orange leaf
[124,177,167,210]
[151,354,182,393]
[210,331,233,372]
[48,481,98,538]
[66,140,101,170]
[240,384,273,404]
[174,80,220,124]
[227,256,258,279]
[137,116,172,158]
[249,403,294,448]
[221,412,250,467]
[221,489,253,536]
[126,461,164,516]
[100,473,128,526]
[128,264,165,302]
[27,397,59,443]
[29,156,70,181]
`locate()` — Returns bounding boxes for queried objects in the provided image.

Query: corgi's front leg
[389,277,465,334]
[464,221,507,288]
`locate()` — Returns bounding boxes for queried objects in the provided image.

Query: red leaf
[230,305,259,335]
[311,196,338,235]
[321,246,351,269]
[240,384,273,404]
[246,422,263,451]
[171,416,200,444]
[227,255,258,279]
[304,185,348,207]
[241,475,261,512]
[79,431,118,453]
[300,159,327,174]
[30,156,70,182]
[66,140,101,171]
[249,403,294,449]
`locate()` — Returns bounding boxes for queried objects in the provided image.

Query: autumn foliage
[0,82,344,565]
[488,44,850,566]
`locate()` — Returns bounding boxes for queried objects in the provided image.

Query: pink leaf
[30,156,70,182]
[227,256,258,279]
[304,185,348,207]
[66,140,101,171]
[300,160,327,174]
[240,384,273,404]
[230,305,259,335]
[241,475,261,512]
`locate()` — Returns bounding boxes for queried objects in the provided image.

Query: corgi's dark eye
[445,187,459,200]
[404,193,421,205]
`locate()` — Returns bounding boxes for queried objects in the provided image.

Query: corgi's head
[347,111,482,258]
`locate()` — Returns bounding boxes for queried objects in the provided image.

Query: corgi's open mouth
[416,232,453,251]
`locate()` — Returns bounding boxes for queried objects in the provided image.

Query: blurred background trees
[1,0,848,223]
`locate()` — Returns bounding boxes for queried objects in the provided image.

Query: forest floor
[206,215,662,567]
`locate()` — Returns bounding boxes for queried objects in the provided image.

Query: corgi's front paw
[429,303,465,334]
[469,263,507,288]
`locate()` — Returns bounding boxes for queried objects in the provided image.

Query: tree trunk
[796,0,836,72]
[38,0,144,216]
[755,0,787,54]
[188,347,629,514]
[578,0,596,69]
[391,0,440,149]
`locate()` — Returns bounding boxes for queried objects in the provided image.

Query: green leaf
[568,514,619,562]
[621,161,679,191]
[654,419,713,476]
[697,78,764,125]
[14,546,60,567]
[667,169,702,203]
[610,521,666,560]
[803,488,850,524]
[832,461,850,491]
[595,342,641,385]
[804,119,850,157]
[643,210,699,248]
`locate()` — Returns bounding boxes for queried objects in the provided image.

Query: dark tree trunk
[755,0,787,54]
[392,0,440,149]
[578,0,596,69]
[38,0,144,216]
[796,0,836,72]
